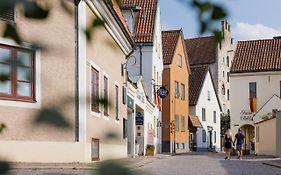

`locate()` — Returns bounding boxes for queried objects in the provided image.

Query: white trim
[78,1,87,142]
[0,37,41,109]
[84,0,133,55]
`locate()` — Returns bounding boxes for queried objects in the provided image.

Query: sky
[160,0,281,41]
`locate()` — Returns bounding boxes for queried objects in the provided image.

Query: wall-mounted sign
[240,110,254,121]
[136,112,144,125]
[157,86,169,98]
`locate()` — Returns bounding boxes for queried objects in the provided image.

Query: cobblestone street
[7,153,281,175]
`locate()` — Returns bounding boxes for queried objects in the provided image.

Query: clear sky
[160,0,281,41]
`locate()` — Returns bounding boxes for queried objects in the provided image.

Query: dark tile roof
[231,38,281,73]
[121,0,157,43]
[189,115,203,128]
[185,36,217,65]
[189,65,209,106]
[162,30,181,65]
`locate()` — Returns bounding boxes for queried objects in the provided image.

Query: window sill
[0,96,36,103]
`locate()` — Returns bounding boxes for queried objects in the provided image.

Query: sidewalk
[262,159,281,169]
[9,154,170,170]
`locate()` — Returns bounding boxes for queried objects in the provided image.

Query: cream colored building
[230,37,281,154]
[0,0,133,162]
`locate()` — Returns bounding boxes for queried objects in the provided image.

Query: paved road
[138,153,281,175]
[6,153,281,175]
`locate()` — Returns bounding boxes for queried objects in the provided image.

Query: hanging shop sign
[136,112,144,125]
[157,86,169,98]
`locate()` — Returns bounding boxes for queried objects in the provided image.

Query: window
[0,7,15,22]
[180,83,185,100]
[176,143,179,149]
[175,115,179,131]
[223,71,225,78]
[182,143,185,149]
[122,86,126,105]
[91,67,99,112]
[249,82,257,98]
[214,131,216,143]
[115,85,119,120]
[174,81,179,98]
[207,90,211,101]
[227,89,230,100]
[0,45,35,101]
[202,108,206,121]
[249,82,257,112]
[213,111,216,123]
[227,72,230,82]
[223,57,225,63]
[91,138,99,161]
[202,130,206,142]
[181,116,185,131]
[103,76,108,115]
[178,54,182,67]
[222,84,225,95]
[226,56,229,67]
[123,118,127,139]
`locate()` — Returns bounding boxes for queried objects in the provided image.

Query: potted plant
[145,144,155,156]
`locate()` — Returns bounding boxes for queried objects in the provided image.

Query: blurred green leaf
[0,0,18,12]
[0,161,10,175]
[3,23,21,44]
[92,18,105,28]
[211,5,227,20]
[34,108,71,129]
[0,123,6,133]
[60,0,73,16]
[23,1,49,19]
[85,28,92,41]
[97,160,137,175]
[0,74,9,82]
[106,132,118,140]
[213,30,223,43]
[115,0,121,6]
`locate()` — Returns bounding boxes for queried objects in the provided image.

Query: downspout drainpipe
[74,0,80,141]
[139,44,143,75]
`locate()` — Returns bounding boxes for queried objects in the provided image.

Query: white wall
[194,72,221,151]
[230,72,281,132]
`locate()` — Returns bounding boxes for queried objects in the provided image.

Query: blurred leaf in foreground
[0,161,10,175]
[34,108,71,129]
[0,123,6,134]
[96,160,140,175]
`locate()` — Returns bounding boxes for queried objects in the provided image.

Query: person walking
[224,129,233,160]
[233,128,245,160]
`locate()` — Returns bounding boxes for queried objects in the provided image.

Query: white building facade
[189,66,221,152]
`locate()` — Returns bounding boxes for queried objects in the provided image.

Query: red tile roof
[189,65,209,106]
[189,115,203,128]
[185,36,217,65]
[162,30,181,65]
[231,38,281,73]
[121,0,157,43]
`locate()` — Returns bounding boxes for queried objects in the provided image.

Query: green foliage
[146,144,155,150]
[96,160,140,175]
[0,161,10,175]
[220,113,230,136]
[0,123,6,133]
[22,1,49,19]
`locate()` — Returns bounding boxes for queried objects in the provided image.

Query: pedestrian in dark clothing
[233,128,245,160]
[224,129,233,160]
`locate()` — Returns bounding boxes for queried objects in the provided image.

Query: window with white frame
[178,54,182,67]
[207,90,211,101]
[103,76,108,116]
[213,111,216,123]
[202,130,206,142]
[174,81,179,98]
[0,44,35,101]
[91,67,99,112]
[181,115,185,131]
[175,115,179,131]
[180,83,185,100]
[214,131,216,143]
[202,108,206,121]
[115,85,119,120]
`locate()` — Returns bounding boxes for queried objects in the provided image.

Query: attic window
[0,7,15,22]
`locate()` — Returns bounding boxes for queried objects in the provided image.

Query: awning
[189,115,203,128]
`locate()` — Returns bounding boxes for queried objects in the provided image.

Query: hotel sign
[240,110,254,121]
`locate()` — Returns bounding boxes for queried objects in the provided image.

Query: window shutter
[0,7,15,22]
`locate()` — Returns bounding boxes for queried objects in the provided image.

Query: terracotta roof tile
[189,115,203,128]
[231,37,281,73]
[162,30,181,65]
[185,36,217,65]
[189,65,209,106]
[121,0,157,43]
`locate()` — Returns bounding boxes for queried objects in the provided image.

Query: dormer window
[178,54,182,67]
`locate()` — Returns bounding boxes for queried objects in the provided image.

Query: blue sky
[160,0,281,41]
